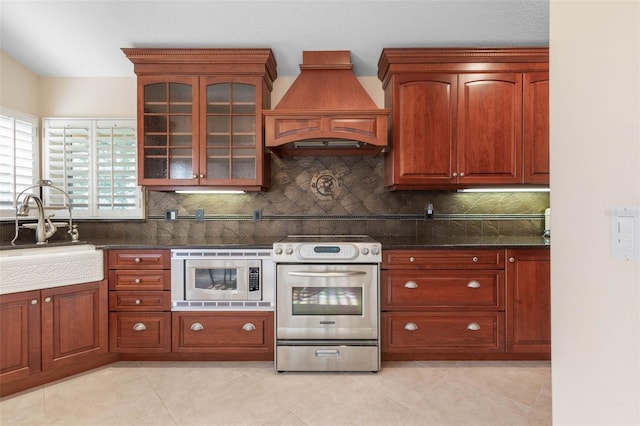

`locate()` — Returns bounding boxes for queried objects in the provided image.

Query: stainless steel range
[273,235,381,372]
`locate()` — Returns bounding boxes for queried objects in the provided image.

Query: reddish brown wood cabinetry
[381,248,550,360]
[108,250,172,353]
[523,72,550,184]
[381,249,506,359]
[0,281,111,397]
[0,290,41,384]
[378,48,549,190]
[123,48,277,191]
[506,249,551,353]
[172,311,274,360]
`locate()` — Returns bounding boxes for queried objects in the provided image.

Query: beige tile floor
[0,360,551,426]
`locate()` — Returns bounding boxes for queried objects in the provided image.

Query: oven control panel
[273,242,381,263]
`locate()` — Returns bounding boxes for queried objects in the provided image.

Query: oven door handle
[287,271,367,277]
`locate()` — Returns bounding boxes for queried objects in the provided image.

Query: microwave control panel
[249,266,261,292]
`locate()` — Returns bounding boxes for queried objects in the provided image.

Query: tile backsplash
[2,155,549,244]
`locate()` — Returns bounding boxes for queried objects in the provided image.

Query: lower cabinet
[172,311,274,359]
[109,312,172,353]
[506,249,551,353]
[382,312,505,353]
[0,280,111,396]
[381,248,550,360]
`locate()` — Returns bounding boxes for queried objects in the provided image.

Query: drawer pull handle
[190,322,204,331]
[404,322,418,331]
[467,280,481,289]
[404,281,418,289]
[242,323,256,331]
[134,257,141,263]
[135,299,141,305]
[133,323,146,332]
[31,299,38,305]
[472,256,479,262]
[467,322,481,331]
[315,349,340,358]
[134,278,141,284]
[409,256,415,262]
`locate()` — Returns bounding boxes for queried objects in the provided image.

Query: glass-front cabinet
[124,48,277,191]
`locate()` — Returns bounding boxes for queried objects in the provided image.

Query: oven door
[276,264,378,340]
[185,259,260,301]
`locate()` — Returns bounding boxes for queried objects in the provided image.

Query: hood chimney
[263,51,390,157]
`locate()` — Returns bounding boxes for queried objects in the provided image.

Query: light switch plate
[611,206,640,261]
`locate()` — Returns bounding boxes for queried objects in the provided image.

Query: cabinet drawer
[109,291,171,311]
[108,270,170,291]
[109,312,171,352]
[382,249,505,269]
[381,270,504,310]
[381,312,504,352]
[108,250,170,269]
[172,312,273,352]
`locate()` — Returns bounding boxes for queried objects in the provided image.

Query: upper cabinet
[378,48,549,190]
[123,49,277,191]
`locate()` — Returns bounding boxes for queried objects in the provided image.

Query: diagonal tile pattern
[0,360,551,426]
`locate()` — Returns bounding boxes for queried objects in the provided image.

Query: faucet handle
[69,224,80,242]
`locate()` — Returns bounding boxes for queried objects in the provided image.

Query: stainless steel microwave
[171,249,275,310]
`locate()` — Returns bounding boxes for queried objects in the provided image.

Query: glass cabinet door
[202,81,258,182]
[140,77,199,184]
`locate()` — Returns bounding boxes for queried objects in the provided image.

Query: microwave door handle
[287,271,367,277]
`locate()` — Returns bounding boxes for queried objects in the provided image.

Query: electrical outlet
[253,208,262,222]
[195,208,204,222]
[165,209,178,222]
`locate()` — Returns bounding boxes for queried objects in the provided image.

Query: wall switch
[165,209,178,222]
[195,208,204,222]
[253,208,262,222]
[611,206,640,261]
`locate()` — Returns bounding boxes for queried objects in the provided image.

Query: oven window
[194,268,238,291]
[291,287,363,315]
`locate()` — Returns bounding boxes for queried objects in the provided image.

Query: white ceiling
[0,0,548,78]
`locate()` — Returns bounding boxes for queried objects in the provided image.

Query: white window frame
[42,118,144,219]
[0,108,39,219]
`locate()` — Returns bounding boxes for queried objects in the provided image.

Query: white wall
[550,1,640,424]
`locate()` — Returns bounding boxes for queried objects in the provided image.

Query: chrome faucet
[16,194,58,244]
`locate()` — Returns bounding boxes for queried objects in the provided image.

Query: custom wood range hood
[264,51,390,157]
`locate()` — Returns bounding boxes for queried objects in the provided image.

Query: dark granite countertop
[91,235,549,250]
[3,235,549,251]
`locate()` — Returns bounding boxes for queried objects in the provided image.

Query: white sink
[0,244,104,295]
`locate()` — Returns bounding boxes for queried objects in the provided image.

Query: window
[0,108,39,219]
[43,118,144,219]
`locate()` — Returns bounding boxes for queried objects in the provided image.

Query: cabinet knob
[242,323,256,331]
[190,322,204,331]
[453,172,458,177]
[135,278,141,284]
[135,299,141,305]
[509,257,515,263]
[199,174,205,179]
[409,256,415,262]
[404,281,418,289]
[133,323,146,332]
[31,299,38,305]
[459,172,465,177]
[467,280,481,289]
[134,257,141,263]
[404,322,419,331]
[472,257,479,262]
[193,174,198,179]
[467,322,481,331]
[44,297,52,303]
